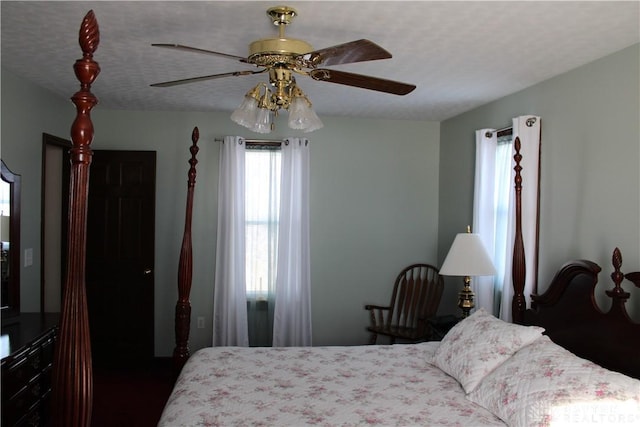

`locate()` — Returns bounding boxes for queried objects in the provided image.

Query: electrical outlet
[197,316,205,329]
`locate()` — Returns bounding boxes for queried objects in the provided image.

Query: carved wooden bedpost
[51,10,100,427]
[511,137,527,324]
[607,247,632,317]
[174,127,199,374]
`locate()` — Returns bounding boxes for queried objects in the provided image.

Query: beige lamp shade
[440,232,496,277]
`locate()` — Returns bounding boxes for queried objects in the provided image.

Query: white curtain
[472,129,500,314]
[272,137,312,346]
[473,116,541,321]
[213,136,249,346]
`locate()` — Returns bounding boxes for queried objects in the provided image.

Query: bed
[157,254,640,426]
[52,10,639,427]
[158,308,640,426]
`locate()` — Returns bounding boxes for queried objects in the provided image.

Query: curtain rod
[485,127,513,138]
[214,138,283,145]
[485,117,537,138]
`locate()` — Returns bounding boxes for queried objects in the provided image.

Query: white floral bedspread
[158,343,505,426]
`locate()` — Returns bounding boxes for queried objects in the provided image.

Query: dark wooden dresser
[1,313,59,427]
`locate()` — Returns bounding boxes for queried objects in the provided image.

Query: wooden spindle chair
[365,263,444,344]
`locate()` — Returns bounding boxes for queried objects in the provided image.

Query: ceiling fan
[150,5,416,132]
[151,5,416,94]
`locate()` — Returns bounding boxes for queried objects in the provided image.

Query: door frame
[40,133,71,313]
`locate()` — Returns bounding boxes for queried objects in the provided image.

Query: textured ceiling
[1,1,639,122]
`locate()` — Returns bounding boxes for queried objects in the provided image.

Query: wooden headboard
[505,136,640,379]
[523,248,640,379]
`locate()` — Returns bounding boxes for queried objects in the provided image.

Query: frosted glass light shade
[251,108,272,134]
[440,233,496,276]
[301,108,323,133]
[231,95,259,128]
[288,97,322,131]
[288,96,309,129]
[231,82,323,133]
[288,95,323,132]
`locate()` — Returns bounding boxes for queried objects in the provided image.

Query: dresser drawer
[3,331,55,399]
[4,368,52,426]
[3,349,33,399]
[12,387,51,427]
[1,314,59,427]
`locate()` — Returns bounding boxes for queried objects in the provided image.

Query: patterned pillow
[467,335,640,427]
[430,308,544,393]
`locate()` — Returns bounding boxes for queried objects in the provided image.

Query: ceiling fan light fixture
[231,80,321,134]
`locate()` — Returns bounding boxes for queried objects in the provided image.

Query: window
[245,148,281,298]
[491,133,513,307]
[214,136,312,346]
[474,117,541,320]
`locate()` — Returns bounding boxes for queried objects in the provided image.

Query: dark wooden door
[86,150,156,367]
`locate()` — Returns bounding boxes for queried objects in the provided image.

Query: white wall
[1,69,73,312]
[89,111,440,353]
[1,72,440,355]
[439,44,640,318]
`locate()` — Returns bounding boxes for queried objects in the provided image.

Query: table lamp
[439,226,496,317]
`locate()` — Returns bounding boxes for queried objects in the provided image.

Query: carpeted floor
[91,358,175,427]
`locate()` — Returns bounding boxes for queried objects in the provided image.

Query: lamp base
[458,276,475,318]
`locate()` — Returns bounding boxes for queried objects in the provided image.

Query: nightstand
[427,315,460,340]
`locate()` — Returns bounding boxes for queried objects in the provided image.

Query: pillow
[430,308,544,393]
[467,335,640,427]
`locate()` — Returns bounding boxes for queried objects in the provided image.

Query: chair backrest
[386,264,444,333]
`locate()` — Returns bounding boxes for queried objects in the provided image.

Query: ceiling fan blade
[152,43,248,62]
[309,69,416,95]
[150,70,265,87]
[302,39,392,67]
